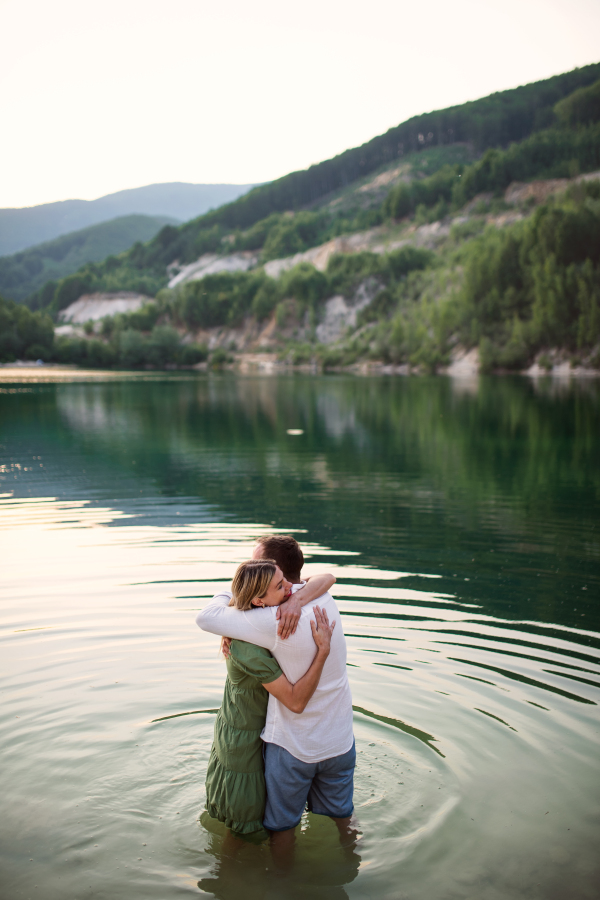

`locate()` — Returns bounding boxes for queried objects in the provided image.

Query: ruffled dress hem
[204,802,265,835]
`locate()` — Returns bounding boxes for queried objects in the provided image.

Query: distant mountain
[0,214,177,302]
[0,182,257,256]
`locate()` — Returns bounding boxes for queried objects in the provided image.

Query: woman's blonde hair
[230,559,277,611]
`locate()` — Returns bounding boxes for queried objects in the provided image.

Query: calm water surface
[1,374,599,900]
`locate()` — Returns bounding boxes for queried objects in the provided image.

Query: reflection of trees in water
[51,375,599,505]
[197,820,361,900]
[9,374,599,629]
[50,374,598,526]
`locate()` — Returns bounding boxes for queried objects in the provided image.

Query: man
[196,534,357,863]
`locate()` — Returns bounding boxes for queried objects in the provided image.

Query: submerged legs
[332,813,362,847]
[268,827,296,873]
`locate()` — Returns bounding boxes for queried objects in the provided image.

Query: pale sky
[1,0,599,209]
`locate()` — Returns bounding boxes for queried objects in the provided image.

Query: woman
[205,558,336,839]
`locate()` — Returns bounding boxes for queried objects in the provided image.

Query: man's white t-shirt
[196,585,354,764]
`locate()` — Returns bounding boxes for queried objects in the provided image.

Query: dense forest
[13,62,600,316]
[1,66,600,373]
[0,297,54,362]
[0,215,175,303]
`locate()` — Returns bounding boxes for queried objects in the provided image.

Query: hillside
[0,215,178,303]
[0,182,257,257]
[16,61,600,318]
[2,66,600,375]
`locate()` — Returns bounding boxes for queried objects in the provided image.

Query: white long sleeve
[195,587,354,764]
[195,591,277,650]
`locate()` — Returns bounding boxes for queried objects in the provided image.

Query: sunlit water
[1,374,599,900]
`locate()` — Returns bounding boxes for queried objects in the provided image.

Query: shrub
[261,212,329,262]
[24,343,51,360]
[147,325,181,367]
[50,272,94,315]
[210,347,230,369]
[252,278,279,321]
[0,296,54,362]
[278,264,329,313]
[118,329,147,368]
[180,343,208,365]
[327,253,382,297]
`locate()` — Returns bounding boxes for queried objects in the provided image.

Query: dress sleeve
[229,641,283,684]
[196,592,277,650]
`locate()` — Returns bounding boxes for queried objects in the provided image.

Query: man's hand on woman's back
[310,606,335,655]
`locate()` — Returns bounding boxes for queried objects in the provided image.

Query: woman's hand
[263,605,336,714]
[276,574,336,640]
[276,596,302,639]
[310,605,335,655]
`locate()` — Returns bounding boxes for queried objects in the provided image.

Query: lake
[1,373,599,900]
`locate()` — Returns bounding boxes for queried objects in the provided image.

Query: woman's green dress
[205,639,282,835]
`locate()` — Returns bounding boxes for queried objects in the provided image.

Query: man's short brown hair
[255,534,304,581]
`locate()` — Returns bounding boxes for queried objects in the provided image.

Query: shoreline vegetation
[2,65,600,377]
[1,357,598,381]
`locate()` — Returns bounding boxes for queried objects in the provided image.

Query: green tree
[147,325,181,367]
[0,296,54,361]
[118,329,147,368]
[555,79,600,128]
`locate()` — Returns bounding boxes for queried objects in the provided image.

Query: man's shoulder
[300,590,336,613]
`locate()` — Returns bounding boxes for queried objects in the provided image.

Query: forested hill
[185,62,600,231]
[2,71,600,373]
[29,59,598,300]
[5,61,600,382]
[0,215,177,303]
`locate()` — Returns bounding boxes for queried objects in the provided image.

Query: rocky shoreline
[1,355,598,381]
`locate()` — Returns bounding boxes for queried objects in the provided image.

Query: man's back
[196,589,353,763]
[262,592,353,762]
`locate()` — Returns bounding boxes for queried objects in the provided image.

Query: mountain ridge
[0,214,178,302]
[2,64,600,375]
[0,182,257,256]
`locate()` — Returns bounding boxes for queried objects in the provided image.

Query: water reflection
[1,375,599,900]
[198,816,361,900]
[2,375,598,633]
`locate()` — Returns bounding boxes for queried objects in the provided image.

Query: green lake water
[1,373,599,900]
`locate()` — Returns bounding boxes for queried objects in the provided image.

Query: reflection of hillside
[57,385,146,439]
[17,375,599,631]
[52,376,599,530]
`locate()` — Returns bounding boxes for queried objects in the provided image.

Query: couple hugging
[195,534,357,860]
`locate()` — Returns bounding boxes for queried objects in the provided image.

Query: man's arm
[195,591,276,650]
[264,606,335,712]
[277,574,336,640]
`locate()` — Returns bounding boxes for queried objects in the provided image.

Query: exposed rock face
[504,171,600,206]
[358,165,410,193]
[173,172,600,293]
[58,292,152,323]
[504,179,569,206]
[167,252,258,288]
[444,347,480,377]
[315,279,382,344]
[264,231,382,279]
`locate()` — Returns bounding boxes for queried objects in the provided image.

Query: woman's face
[253,566,291,607]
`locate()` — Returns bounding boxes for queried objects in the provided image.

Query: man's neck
[287,573,303,585]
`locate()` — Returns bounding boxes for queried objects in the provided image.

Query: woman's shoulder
[230,639,273,661]
[227,640,282,683]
